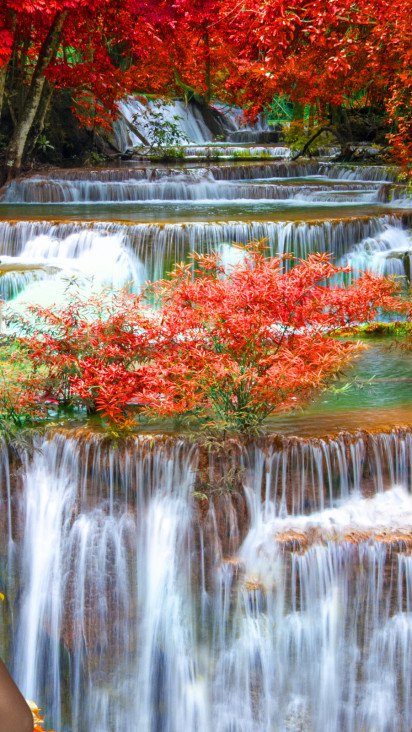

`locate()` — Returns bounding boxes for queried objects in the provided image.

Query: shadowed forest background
[0,0,411,178]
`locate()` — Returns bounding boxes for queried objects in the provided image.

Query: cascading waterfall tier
[208,161,400,182]
[341,225,412,278]
[1,161,399,203]
[1,426,412,731]
[0,215,407,301]
[2,150,412,732]
[0,220,147,300]
[1,177,380,204]
[113,97,230,149]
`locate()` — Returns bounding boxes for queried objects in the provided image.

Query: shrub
[143,242,409,432]
[5,244,410,433]
[7,288,159,426]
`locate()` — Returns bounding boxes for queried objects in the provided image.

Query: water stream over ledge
[1,153,412,730]
[1,427,412,731]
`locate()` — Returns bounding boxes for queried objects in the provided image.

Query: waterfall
[210,161,399,182]
[0,216,405,301]
[318,163,400,182]
[5,432,201,731]
[2,177,379,204]
[0,161,398,205]
[111,98,275,152]
[341,225,412,278]
[113,98,214,149]
[1,427,412,731]
[181,145,291,158]
[0,144,411,730]
[225,535,412,732]
[0,222,146,301]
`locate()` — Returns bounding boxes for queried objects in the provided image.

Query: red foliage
[8,289,159,426]
[217,0,412,167]
[129,0,412,167]
[142,244,409,430]
[27,700,54,732]
[1,0,411,164]
[0,0,165,129]
[7,246,410,432]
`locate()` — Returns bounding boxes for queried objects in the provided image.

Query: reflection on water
[267,406,412,436]
[267,343,412,435]
[0,200,404,223]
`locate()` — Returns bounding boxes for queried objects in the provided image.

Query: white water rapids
[0,215,409,306]
[1,430,412,731]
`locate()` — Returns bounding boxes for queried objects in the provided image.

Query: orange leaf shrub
[6,245,410,433]
[26,701,54,732]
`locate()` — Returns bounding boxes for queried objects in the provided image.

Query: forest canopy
[0,0,411,177]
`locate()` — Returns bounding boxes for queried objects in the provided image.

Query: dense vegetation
[2,244,409,435]
[0,0,411,177]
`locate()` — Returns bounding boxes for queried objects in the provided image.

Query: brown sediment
[0,211,411,225]
[272,528,412,554]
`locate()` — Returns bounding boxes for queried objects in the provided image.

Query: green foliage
[35,135,55,154]
[88,150,108,164]
[282,121,326,154]
[335,322,412,338]
[266,96,294,126]
[150,145,186,161]
[232,149,252,158]
[0,340,45,437]
[232,149,271,159]
[135,100,188,154]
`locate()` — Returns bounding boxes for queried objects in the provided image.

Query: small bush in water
[5,243,410,433]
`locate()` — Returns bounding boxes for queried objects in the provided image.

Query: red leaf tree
[219,0,412,169]
[6,245,408,433]
[7,288,160,427]
[0,0,165,178]
[143,243,408,431]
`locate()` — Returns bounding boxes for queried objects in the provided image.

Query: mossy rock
[335,322,412,338]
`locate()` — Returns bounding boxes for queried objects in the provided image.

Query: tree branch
[118,112,150,147]
[291,125,341,161]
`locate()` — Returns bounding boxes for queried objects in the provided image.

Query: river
[0,139,412,731]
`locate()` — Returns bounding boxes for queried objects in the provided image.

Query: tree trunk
[203,30,211,105]
[291,125,342,161]
[24,82,54,159]
[119,113,150,147]
[5,10,67,179]
[0,67,6,121]
[4,92,17,127]
[173,67,204,105]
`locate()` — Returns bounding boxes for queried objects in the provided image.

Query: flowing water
[1,429,412,732]
[1,132,412,731]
